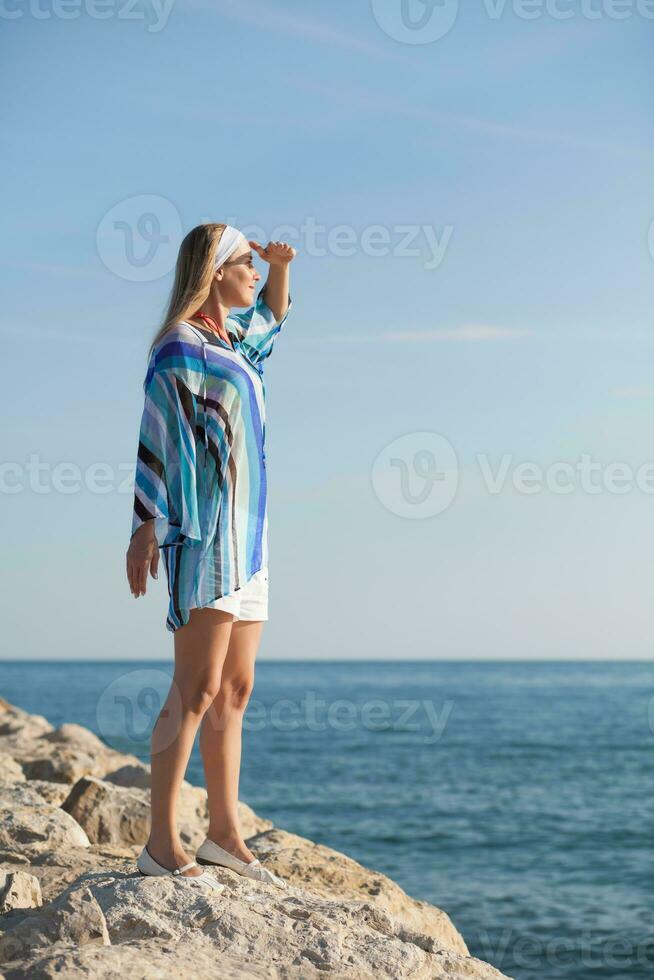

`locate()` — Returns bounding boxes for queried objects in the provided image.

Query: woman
[125,223,296,891]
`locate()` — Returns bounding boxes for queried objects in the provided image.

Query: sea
[2,659,652,980]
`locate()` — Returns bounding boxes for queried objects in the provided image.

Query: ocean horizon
[2,658,652,979]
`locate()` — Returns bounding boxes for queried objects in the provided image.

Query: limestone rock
[19,747,101,784]
[176,782,271,848]
[2,844,138,904]
[62,777,150,846]
[0,707,144,785]
[103,763,270,840]
[0,696,512,979]
[0,781,59,808]
[0,871,42,912]
[245,827,468,957]
[103,760,151,789]
[0,885,109,963]
[0,940,278,979]
[61,775,271,850]
[42,723,115,753]
[0,753,24,783]
[0,781,90,859]
[0,872,510,979]
[27,779,72,807]
[0,698,52,742]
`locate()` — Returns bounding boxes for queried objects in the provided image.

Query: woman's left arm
[249,240,296,322]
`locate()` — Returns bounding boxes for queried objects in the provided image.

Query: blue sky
[2,1,653,659]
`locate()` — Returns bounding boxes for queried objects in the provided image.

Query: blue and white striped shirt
[130,289,292,632]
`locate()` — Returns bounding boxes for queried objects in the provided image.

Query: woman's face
[217,245,261,308]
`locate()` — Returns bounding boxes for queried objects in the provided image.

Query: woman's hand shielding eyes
[249,240,296,266]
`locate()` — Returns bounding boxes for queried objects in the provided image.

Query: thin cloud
[382,325,535,342]
[5,260,100,276]
[0,322,131,347]
[295,324,535,344]
[211,0,404,62]
[296,79,653,157]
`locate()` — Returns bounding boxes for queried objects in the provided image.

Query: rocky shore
[0,696,511,979]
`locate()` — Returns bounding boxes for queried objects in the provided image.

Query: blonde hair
[146,222,228,363]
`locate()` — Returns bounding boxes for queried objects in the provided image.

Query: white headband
[214,225,249,270]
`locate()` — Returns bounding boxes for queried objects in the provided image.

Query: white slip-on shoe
[196,838,287,889]
[137,845,224,893]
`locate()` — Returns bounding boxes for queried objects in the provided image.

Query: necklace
[192,311,234,350]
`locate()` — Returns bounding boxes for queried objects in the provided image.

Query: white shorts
[202,566,268,621]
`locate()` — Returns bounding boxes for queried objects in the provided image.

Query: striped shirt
[130,289,292,632]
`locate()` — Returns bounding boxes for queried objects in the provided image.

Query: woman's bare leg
[147,607,235,876]
[199,619,264,863]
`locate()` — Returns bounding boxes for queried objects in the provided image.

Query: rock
[0,696,511,979]
[62,777,150,847]
[244,827,468,957]
[42,724,113,752]
[176,782,270,849]
[0,709,144,785]
[61,776,271,850]
[0,698,52,742]
[0,781,90,859]
[0,781,59,808]
[0,940,278,979]
[41,725,143,775]
[176,782,210,848]
[0,754,24,783]
[2,844,138,904]
[103,763,271,838]
[0,872,511,979]
[20,747,101,785]
[27,779,71,807]
[0,885,109,963]
[103,761,151,789]
[0,871,42,912]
